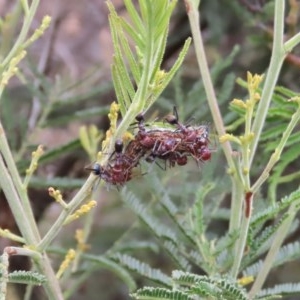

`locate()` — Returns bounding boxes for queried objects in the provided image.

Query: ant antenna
[173,106,179,122]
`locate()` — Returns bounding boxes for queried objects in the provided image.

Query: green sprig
[107,0,191,151]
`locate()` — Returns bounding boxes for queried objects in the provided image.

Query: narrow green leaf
[52,85,113,109]
[131,287,193,300]
[119,18,145,50]
[124,0,146,36]
[112,63,129,115]
[28,176,85,189]
[86,254,136,291]
[147,37,191,108]
[8,270,46,285]
[44,106,110,127]
[16,139,82,174]
[257,283,300,298]
[138,0,151,27]
[153,1,176,42]
[112,253,172,286]
[118,24,141,85]
[108,13,135,108]
[111,241,159,254]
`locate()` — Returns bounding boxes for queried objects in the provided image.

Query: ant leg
[145,153,166,171]
[185,116,195,128]
[156,159,167,170]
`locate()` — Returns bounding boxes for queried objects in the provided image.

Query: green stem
[37,174,96,251]
[0,121,40,240]
[0,154,63,299]
[134,0,154,108]
[0,151,35,243]
[230,192,253,278]
[112,1,156,154]
[248,200,300,299]
[251,104,300,194]
[229,179,243,232]
[241,90,256,191]
[34,253,64,300]
[0,3,23,58]
[0,0,40,68]
[277,170,300,184]
[71,190,99,272]
[249,0,286,166]
[185,1,234,170]
[284,31,300,52]
[185,0,244,235]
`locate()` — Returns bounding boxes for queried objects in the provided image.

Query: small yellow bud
[227,167,235,176]
[155,70,166,85]
[254,92,261,102]
[157,69,166,78]
[33,145,44,158]
[231,98,247,109]
[247,72,264,91]
[0,50,27,88]
[240,133,254,145]
[56,249,76,279]
[248,132,254,140]
[289,96,300,105]
[42,15,52,28]
[219,134,241,145]
[238,275,254,286]
[101,101,120,152]
[243,167,249,175]
[26,16,52,46]
[48,187,67,208]
[110,101,120,117]
[11,50,26,65]
[64,200,97,225]
[0,228,25,243]
[75,229,90,252]
[123,131,134,141]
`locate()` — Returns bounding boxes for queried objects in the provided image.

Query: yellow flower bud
[56,249,76,279]
[238,276,254,286]
[231,98,247,109]
[64,200,97,225]
[219,134,241,145]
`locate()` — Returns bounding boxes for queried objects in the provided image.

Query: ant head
[85,163,102,176]
[164,106,180,125]
[165,114,178,125]
[114,139,124,153]
[135,113,145,123]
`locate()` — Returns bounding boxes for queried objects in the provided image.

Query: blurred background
[1,0,300,299]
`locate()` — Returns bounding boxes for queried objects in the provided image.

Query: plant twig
[184,0,234,168]
[251,100,300,194]
[0,121,40,240]
[248,195,300,299]
[249,0,286,166]
[37,174,97,251]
